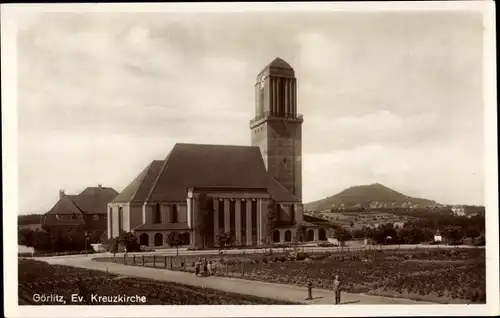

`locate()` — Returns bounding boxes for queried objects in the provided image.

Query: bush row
[18,250,96,257]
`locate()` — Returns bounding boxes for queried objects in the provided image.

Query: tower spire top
[257,57,295,80]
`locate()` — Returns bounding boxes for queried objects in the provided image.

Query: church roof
[111,160,164,203]
[114,143,299,204]
[146,143,299,203]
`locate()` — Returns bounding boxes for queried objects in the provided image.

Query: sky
[16,10,486,215]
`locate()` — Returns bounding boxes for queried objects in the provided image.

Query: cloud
[15,10,485,214]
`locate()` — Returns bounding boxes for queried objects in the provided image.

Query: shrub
[296,252,309,261]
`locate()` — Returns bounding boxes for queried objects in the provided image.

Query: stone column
[280,230,285,243]
[246,200,252,245]
[213,198,219,246]
[235,199,242,245]
[292,79,296,116]
[284,79,289,116]
[314,228,319,242]
[272,78,277,115]
[224,198,230,234]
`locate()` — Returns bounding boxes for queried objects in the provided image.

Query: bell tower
[250,57,303,201]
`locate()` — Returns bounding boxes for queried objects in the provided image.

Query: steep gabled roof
[111,160,164,203]
[144,143,299,203]
[43,195,86,227]
[72,187,119,214]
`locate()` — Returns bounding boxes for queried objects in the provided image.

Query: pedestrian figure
[195,261,200,276]
[203,259,208,277]
[124,246,127,256]
[207,261,212,276]
[333,274,342,304]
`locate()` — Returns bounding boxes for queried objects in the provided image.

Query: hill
[304,183,437,212]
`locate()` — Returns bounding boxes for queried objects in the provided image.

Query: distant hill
[304,183,437,212]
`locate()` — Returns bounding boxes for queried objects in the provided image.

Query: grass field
[18,259,297,305]
[96,247,485,304]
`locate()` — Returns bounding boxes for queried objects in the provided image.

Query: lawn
[18,259,297,305]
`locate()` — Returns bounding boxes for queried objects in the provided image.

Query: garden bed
[94,248,485,304]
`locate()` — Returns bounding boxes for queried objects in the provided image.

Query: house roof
[45,186,118,218]
[72,187,119,214]
[112,160,164,203]
[124,143,299,203]
[303,214,335,227]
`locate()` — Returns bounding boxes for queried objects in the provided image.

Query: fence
[113,253,246,279]
[110,244,483,279]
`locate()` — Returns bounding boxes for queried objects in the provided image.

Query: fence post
[170,256,173,268]
[123,254,126,265]
[142,255,145,266]
[164,256,167,268]
[241,261,244,277]
[226,264,229,277]
[133,255,136,265]
[153,255,156,268]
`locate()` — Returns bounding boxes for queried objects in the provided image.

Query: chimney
[59,190,65,199]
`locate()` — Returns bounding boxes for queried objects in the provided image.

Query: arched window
[140,233,149,246]
[154,233,163,246]
[154,203,161,224]
[285,230,292,242]
[273,230,280,243]
[307,229,314,242]
[319,228,327,241]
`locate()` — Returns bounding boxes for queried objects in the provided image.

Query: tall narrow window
[229,200,236,239]
[276,204,282,223]
[172,204,178,223]
[154,203,161,224]
[291,204,295,224]
[251,200,258,244]
[118,207,123,234]
[218,200,224,232]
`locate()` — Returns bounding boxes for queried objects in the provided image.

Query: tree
[216,231,233,250]
[18,229,35,247]
[443,226,464,244]
[117,232,140,252]
[372,223,397,244]
[166,232,183,256]
[194,192,214,248]
[267,200,278,244]
[293,226,307,252]
[334,227,352,245]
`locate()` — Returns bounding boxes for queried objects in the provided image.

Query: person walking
[195,261,200,276]
[333,274,342,304]
[207,261,212,276]
[203,259,208,277]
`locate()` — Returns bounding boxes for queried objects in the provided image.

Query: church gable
[146,143,271,203]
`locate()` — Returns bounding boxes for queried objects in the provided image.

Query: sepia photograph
[2,1,498,317]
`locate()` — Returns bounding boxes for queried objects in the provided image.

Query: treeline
[18,214,44,226]
[18,227,104,253]
[349,215,485,245]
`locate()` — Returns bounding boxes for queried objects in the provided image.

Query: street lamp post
[85,231,89,256]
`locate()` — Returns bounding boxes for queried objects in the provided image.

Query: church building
[108,58,328,248]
